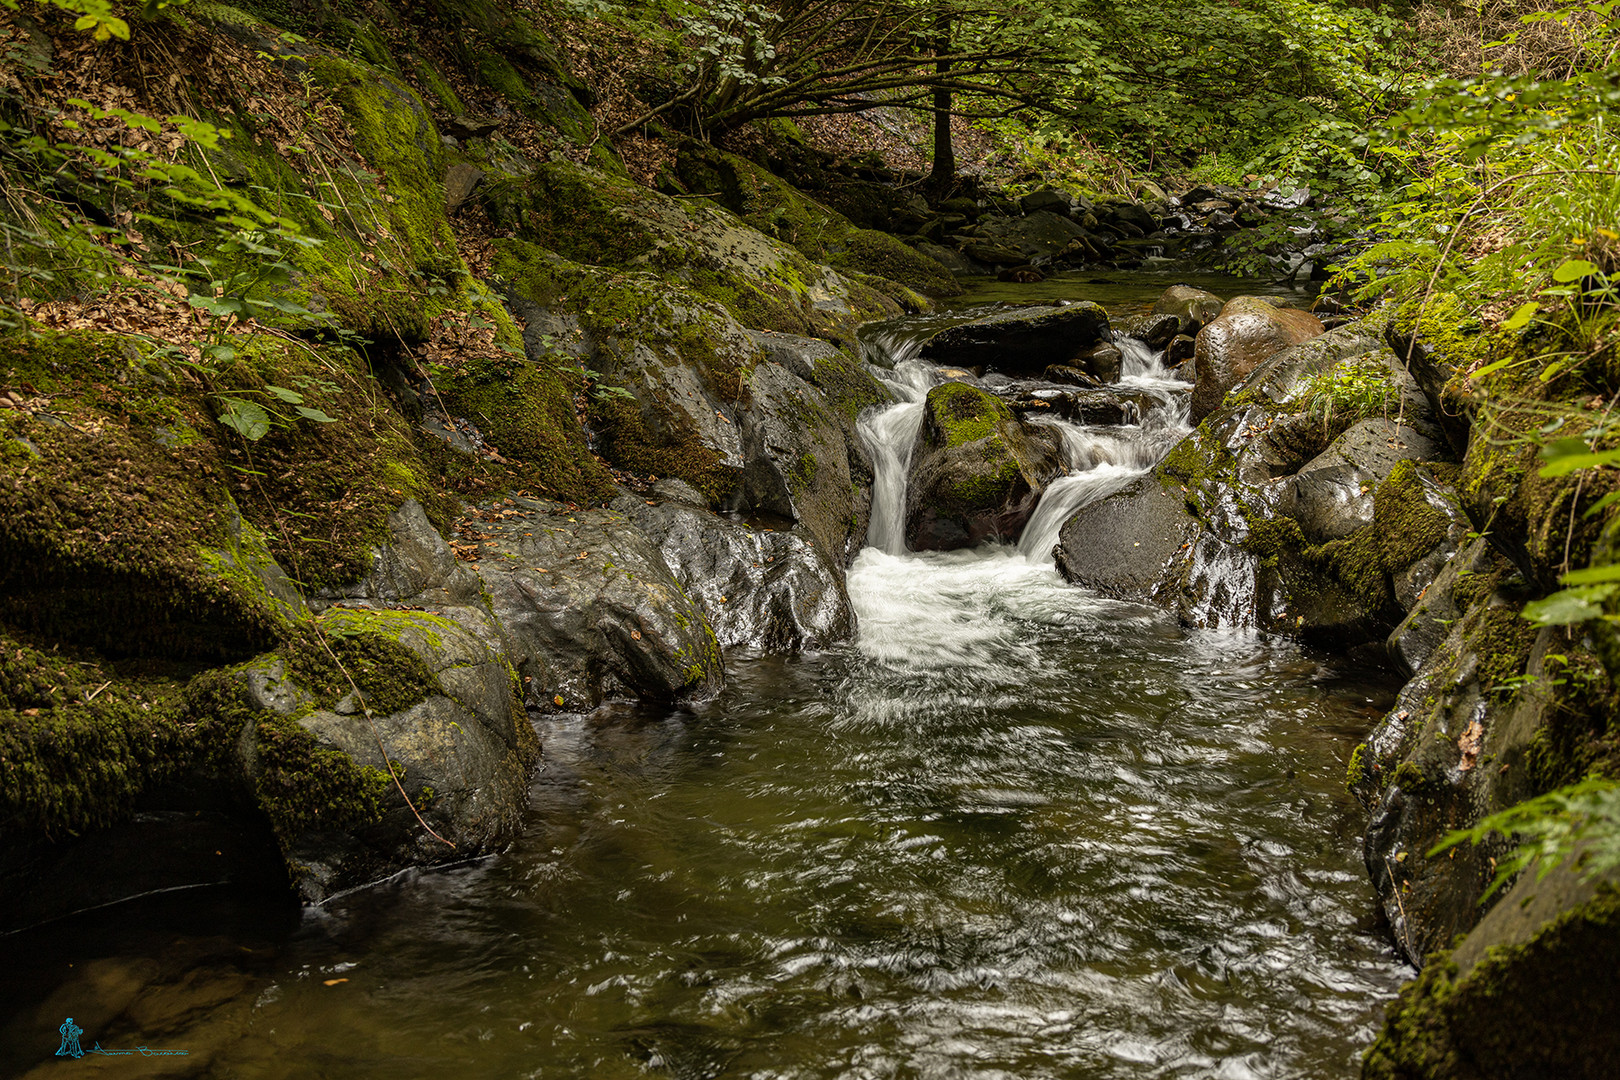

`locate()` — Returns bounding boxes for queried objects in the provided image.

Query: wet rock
[234,606,540,903]
[1362,856,1620,1079]
[1387,537,1493,676]
[738,361,856,559]
[1151,285,1225,336]
[1044,364,1103,388]
[318,499,484,611]
[989,381,1148,425]
[1053,477,1198,602]
[1118,313,1181,350]
[1354,600,1552,965]
[996,265,1047,283]
[905,382,1064,550]
[620,499,852,650]
[466,500,724,707]
[1189,298,1324,422]
[977,210,1088,262]
[917,302,1111,376]
[1277,418,1447,542]
[1075,341,1123,383]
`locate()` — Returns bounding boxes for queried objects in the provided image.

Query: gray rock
[743,329,846,384]
[979,210,1087,262]
[918,302,1112,376]
[737,361,856,560]
[468,501,725,708]
[1279,418,1445,542]
[1054,477,1198,602]
[622,499,852,650]
[651,477,708,507]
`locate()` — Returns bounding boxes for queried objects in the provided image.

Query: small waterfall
[1117,336,1166,379]
[855,333,1190,563]
[860,341,940,554]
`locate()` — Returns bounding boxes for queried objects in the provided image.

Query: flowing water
[1,294,1405,1080]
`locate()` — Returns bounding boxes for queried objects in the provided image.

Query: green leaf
[294,405,338,423]
[216,398,270,440]
[1553,258,1600,283]
[264,384,304,404]
[1500,300,1539,331]
[1561,564,1620,585]
[1539,448,1620,477]
[1523,585,1615,625]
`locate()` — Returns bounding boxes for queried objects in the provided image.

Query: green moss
[1362,885,1620,1079]
[0,634,191,839]
[1347,741,1370,791]
[809,351,890,423]
[0,332,287,659]
[188,663,390,844]
[282,623,441,717]
[928,382,1009,448]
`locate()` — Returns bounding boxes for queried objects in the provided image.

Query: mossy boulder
[484,158,904,342]
[672,142,960,298]
[905,382,1064,551]
[1362,866,1620,1078]
[226,604,539,902]
[1151,284,1225,336]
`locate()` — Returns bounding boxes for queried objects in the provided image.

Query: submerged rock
[905,382,1064,550]
[917,302,1112,377]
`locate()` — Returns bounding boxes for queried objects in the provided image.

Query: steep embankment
[0,1,941,913]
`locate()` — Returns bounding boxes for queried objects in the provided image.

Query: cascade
[856,336,1191,563]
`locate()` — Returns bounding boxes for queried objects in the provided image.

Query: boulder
[1053,477,1199,602]
[1075,341,1123,383]
[959,239,1028,266]
[914,241,979,276]
[905,382,1064,550]
[1354,602,1552,965]
[1189,299,1324,422]
[737,361,856,559]
[917,302,1112,376]
[1276,418,1447,542]
[1118,313,1181,350]
[621,499,853,650]
[228,604,540,903]
[1362,857,1620,1079]
[465,500,725,707]
[978,210,1088,262]
[1151,285,1225,336]
[1018,188,1073,216]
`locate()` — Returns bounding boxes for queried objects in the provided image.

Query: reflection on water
[2,545,1405,1079]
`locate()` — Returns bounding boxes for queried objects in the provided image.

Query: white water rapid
[856,332,1191,567]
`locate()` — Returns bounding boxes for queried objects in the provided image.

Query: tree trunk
[927,14,954,194]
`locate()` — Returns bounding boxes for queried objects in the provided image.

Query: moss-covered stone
[1363,881,1620,1079]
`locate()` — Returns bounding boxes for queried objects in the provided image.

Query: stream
[1,275,1407,1079]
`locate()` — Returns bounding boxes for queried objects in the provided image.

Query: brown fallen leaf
[1458,718,1484,771]
[323,978,348,987]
